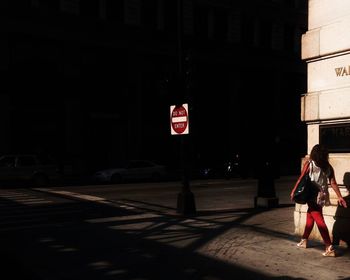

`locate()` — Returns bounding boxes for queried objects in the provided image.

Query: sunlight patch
[105,269,128,276]
[86,213,160,223]
[89,261,112,269]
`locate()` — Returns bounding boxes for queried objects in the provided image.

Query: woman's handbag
[292,162,318,204]
[293,173,313,204]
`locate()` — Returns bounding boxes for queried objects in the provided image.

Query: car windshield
[109,161,128,169]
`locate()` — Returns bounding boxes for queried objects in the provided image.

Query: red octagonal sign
[170,104,189,135]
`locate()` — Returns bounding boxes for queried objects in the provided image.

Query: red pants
[302,202,332,246]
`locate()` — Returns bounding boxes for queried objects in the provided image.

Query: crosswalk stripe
[0,189,90,232]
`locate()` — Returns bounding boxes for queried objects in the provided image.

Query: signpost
[170,103,196,215]
[170,104,189,135]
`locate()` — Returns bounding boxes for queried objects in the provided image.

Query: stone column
[297,0,350,245]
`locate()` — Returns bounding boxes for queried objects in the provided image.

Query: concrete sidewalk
[99,199,350,280]
[192,206,350,280]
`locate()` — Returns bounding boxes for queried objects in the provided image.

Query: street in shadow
[0,190,348,280]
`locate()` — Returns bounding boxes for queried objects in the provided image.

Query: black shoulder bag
[293,161,318,204]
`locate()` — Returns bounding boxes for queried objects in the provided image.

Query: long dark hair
[310,144,330,171]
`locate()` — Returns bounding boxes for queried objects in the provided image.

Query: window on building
[227,11,241,43]
[284,23,295,52]
[242,15,255,46]
[105,0,123,23]
[30,0,60,11]
[195,6,209,41]
[156,0,165,30]
[31,0,39,7]
[80,0,99,18]
[124,0,141,26]
[253,19,260,47]
[49,0,61,10]
[208,10,214,39]
[163,1,177,36]
[271,23,284,50]
[60,0,80,15]
[260,20,272,48]
[142,0,157,29]
[99,0,106,20]
[213,9,227,42]
[12,0,31,9]
[183,0,194,35]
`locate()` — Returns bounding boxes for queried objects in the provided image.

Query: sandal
[297,239,307,248]
[322,245,336,257]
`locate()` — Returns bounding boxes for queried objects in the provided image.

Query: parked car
[92,159,168,183]
[0,154,61,186]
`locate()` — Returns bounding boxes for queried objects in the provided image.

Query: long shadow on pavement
[0,193,318,280]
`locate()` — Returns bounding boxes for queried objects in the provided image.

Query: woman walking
[291,144,347,256]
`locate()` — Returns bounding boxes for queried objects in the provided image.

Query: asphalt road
[38,176,296,210]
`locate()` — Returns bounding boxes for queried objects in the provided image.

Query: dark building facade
[2,0,308,175]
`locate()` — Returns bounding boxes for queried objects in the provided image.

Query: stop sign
[170,104,189,135]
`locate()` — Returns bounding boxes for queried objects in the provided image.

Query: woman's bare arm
[290,161,310,201]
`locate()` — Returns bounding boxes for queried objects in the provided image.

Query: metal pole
[176,0,196,215]
[177,0,183,78]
